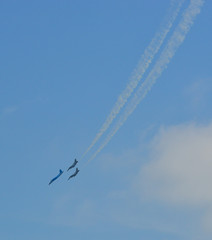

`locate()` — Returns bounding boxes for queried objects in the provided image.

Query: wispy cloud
[136,122,212,206]
[82,0,185,159]
[98,122,212,237]
[90,0,205,162]
[131,122,212,237]
[184,78,212,110]
[48,195,100,228]
[1,106,19,118]
[202,208,212,234]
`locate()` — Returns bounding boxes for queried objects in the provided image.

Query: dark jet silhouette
[49,169,63,185]
[68,168,80,180]
[67,159,78,171]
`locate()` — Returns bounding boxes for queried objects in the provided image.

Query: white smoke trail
[89,0,204,162]
[82,0,185,159]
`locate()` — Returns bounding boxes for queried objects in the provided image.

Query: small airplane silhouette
[67,159,78,171]
[68,168,80,180]
[49,169,63,185]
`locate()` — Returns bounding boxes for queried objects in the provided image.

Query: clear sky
[1,0,212,239]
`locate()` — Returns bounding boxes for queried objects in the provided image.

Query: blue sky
[1,0,212,239]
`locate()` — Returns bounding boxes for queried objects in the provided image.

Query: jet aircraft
[49,169,63,185]
[67,159,78,171]
[68,168,80,180]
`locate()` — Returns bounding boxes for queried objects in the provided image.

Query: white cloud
[136,123,212,206]
[106,122,212,238]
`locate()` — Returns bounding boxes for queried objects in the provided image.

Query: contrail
[89,0,204,162]
[82,0,185,159]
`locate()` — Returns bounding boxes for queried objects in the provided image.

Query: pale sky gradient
[0,0,212,239]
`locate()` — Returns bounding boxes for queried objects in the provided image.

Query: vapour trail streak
[82,0,185,159]
[89,0,204,162]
